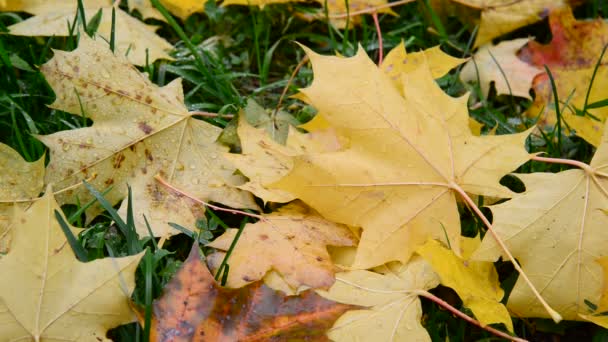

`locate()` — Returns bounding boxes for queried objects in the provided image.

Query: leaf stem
[531,155,594,173]
[274,55,309,116]
[190,110,234,119]
[372,12,383,65]
[415,290,528,342]
[450,182,562,323]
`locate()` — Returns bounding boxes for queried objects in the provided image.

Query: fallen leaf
[148,243,356,341]
[274,46,532,269]
[0,185,143,341]
[207,201,357,289]
[580,256,608,327]
[430,0,574,47]
[223,116,298,203]
[472,121,608,320]
[461,38,542,99]
[316,257,440,341]
[8,2,172,66]
[0,143,44,252]
[0,0,109,12]
[417,238,513,331]
[382,42,467,93]
[127,0,165,20]
[38,34,256,237]
[519,7,608,147]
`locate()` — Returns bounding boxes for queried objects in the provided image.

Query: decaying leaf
[461,38,542,100]
[417,238,513,331]
[0,143,44,253]
[0,186,143,341]
[274,46,532,269]
[128,0,205,21]
[38,34,256,237]
[519,7,608,147]
[148,243,356,341]
[7,2,172,66]
[207,201,357,289]
[473,122,608,320]
[317,257,440,341]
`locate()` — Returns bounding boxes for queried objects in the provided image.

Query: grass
[1,0,608,340]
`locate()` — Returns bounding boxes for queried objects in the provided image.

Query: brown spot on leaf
[138,122,153,134]
[144,149,154,161]
[105,178,114,186]
[259,234,269,241]
[145,95,152,104]
[113,153,126,169]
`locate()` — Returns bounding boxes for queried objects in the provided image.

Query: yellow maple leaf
[7,2,172,66]
[580,256,608,327]
[274,47,532,269]
[0,143,44,253]
[129,0,205,21]
[224,116,299,203]
[0,186,143,341]
[382,42,467,93]
[417,238,513,332]
[37,35,256,237]
[225,110,343,203]
[473,122,608,320]
[316,257,439,341]
[0,0,109,12]
[460,38,542,100]
[207,201,357,289]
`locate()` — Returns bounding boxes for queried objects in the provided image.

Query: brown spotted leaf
[206,202,357,289]
[148,244,357,342]
[37,35,256,237]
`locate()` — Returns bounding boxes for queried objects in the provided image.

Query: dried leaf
[207,202,357,289]
[148,244,356,341]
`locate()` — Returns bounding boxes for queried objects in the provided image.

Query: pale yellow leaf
[207,202,357,289]
[417,238,513,332]
[473,122,608,320]
[382,43,466,94]
[8,5,172,66]
[224,116,298,203]
[0,186,143,341]
[0,143,44,253]
[37,35,256,237]
[274,47,532,269]
[317,257,440,341]
[461,38,542,100]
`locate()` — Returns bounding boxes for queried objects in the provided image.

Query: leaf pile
[2,0,608,341]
